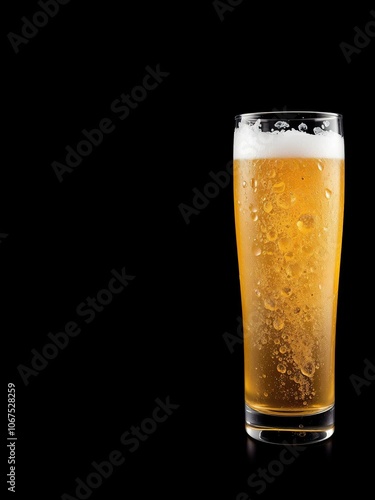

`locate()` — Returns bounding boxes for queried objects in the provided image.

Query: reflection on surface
[246,433,333,462]
[234,435,334,498]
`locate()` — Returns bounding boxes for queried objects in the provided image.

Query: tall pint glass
[233,111,344,444]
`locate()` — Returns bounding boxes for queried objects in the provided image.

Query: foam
[234,119,344,159]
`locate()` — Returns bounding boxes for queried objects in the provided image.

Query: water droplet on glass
[325,188,332,199]
[279,345,287,354]
[250,178,258,191]
[253,245,261,256]
[242,181,247,187]
[264,392,269,397]
[318,162,324,171]
[281,287,292,297]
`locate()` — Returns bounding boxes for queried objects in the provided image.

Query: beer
[233,113,345,442]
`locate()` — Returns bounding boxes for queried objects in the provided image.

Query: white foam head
[234,118,344,159]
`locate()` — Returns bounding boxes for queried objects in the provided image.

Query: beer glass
[233,111,344,444]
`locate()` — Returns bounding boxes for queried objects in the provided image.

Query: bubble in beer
[272,182,285,194]
[274,121,290,129]
[323,120,330,128]
[266,229,277,241]
[264,298,277,311]
[298,123,308,131]
[285,251,294,261]
[277,363,287,374]
[301,361,315,377]
[325,188,332,199]
[297,214,315,233]
[263,201,273,213]
[281,287,292,297]
[267,169,276,179]
[302,244,314,255]
[286,262,302,278]
[278,237,292,252]
[313,127,324,135]
[273,317,284,331]
[276,193,292,209]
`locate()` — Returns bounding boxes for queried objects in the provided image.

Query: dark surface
[3,1,375,499]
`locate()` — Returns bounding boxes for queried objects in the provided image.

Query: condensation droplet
[250,178,258,191]
[264,392,269,397]
[277,363,286,373]
[318,162,324,171]
[325,188,332,199]
[253,245,261,256]
[279,345,287,354]
[242,181,247,187]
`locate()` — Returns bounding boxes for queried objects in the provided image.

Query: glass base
[245,404,335,445]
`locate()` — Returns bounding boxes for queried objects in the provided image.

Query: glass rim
[235,111,343,120]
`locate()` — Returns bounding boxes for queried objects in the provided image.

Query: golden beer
[233,113,344,443]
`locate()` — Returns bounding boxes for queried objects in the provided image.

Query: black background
[3,1,375,499]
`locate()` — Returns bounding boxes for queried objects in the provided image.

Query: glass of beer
[233,111,344,444]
